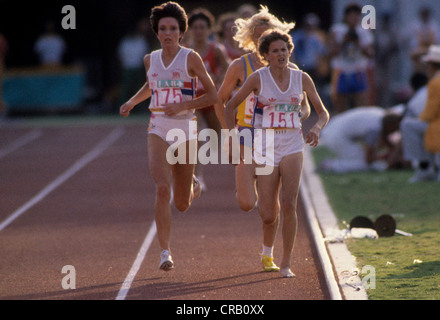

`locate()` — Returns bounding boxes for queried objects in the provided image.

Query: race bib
[150,80,188,116]
[261,104,301,129]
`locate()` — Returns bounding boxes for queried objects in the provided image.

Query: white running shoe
[159,250,174,272]
[198,175,207,192]
[193,175,202,200]
[280,267,295,278]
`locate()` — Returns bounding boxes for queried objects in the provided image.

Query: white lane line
[116,222,157,300]
[0,129,43,159]
[0,127,125,232]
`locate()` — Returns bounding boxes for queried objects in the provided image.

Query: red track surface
[0,123,330,301]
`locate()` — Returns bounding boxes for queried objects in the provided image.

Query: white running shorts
[148,114,198,146]
[253,128,304,168]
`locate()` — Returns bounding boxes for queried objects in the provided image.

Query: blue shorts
[337,71,368,94]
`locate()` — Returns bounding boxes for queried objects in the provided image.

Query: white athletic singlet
[253,67,304,129]
[252,67,305,167]
[148,47,197,119]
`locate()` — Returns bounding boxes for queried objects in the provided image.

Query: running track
[0,119,330,301]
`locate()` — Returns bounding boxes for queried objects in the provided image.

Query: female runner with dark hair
[225,30,329,277]
[120,2,218,272]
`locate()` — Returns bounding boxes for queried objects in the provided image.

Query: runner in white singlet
[225,30,329,278]
[120,2,217,272]
[215,6,311,216]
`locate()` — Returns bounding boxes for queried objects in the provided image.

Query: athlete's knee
[261,214,278,226]
[237,194,257,212]
[174,196,190,212]
[156,183,171,202]
[280,196,297,214]
[259,205,278,225]
[239,201,256,213]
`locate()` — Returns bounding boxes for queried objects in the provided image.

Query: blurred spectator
[217,12,247,60]
[291,13,329,92]
[320,107,403,173]
[402,72,429,119]
[408,7,440,74]
[329,3,374,113]
[34,21,66,67]
[237,4,257,19]
[0,32,8,115]
[117,17,151,107]
[402,45,440,183]
[375,13,399,108]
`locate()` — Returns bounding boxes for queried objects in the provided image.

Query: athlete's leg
[278,152,304,277]
[194,112,207,190]
[171,139,200,212]
[257,166,281,272]
[148,134,173,252]
[235,147,258,212]
[257,166,281,250]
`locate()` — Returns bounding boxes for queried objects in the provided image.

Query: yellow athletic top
[236,53,257,128]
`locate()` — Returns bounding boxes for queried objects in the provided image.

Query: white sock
[262,245,274,257]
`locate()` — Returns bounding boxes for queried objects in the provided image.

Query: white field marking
[116,221,157,300]
[0,129,43,159]
[0,127,125,232]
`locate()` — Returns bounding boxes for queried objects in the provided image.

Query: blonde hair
[233,5,295,52]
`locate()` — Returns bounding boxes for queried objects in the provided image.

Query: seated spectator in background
[409,7,440,74]
[401,72,429,119]
[398,73,428,174]
[34,20,66,68]
[402,45,440,183]
[329,3,374,113]
[320,106,403,173]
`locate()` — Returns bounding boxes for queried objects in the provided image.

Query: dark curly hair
[258,29,294,64]
[150,2,188,38]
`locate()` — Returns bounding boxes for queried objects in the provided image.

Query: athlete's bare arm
[214,58,245,129]
[302,72,330,148]
[224,71,261,131]
[120,54,152,117]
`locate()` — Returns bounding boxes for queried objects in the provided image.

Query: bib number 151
[262,107,301,129]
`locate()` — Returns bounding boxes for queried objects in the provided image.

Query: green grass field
[312,147,440,300]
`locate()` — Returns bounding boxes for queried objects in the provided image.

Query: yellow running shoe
[262,255,280,272]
